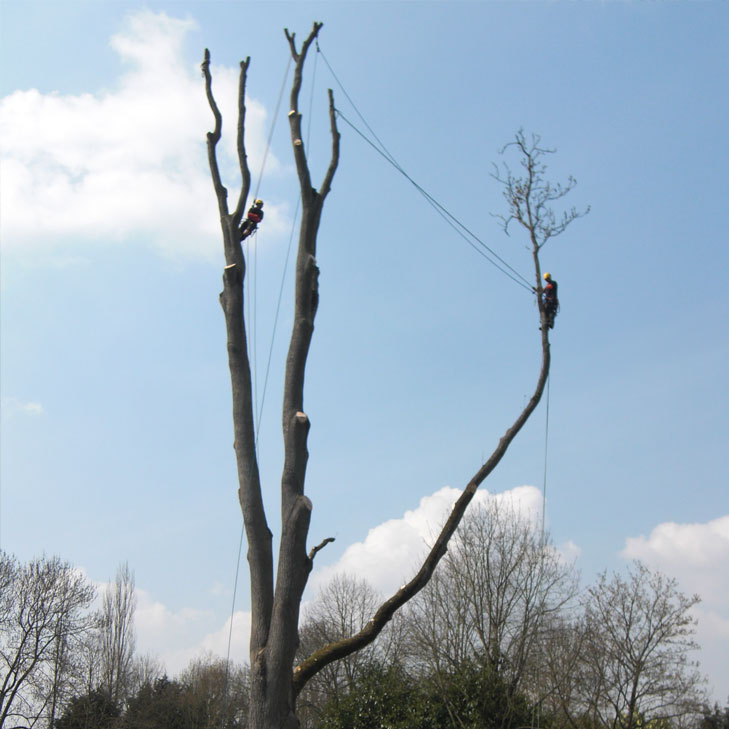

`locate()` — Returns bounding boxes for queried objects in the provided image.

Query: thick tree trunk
[204,23,339,729]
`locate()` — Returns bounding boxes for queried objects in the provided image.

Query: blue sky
[1,0,728,702]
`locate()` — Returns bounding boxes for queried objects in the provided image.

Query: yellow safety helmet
[254,199,264,206]
[543,272,551,280]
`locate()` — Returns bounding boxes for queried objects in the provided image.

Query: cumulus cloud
[308,484,544,597]
[192,610,252,668]
[0,9,285,259]
[134,587,231,676]
[622,516,729,604]
[621,515,729,703]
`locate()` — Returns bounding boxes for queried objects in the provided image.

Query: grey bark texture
[204,22,340,729]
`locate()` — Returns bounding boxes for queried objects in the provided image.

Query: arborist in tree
[542,272,559,329]
[239,199,264,241]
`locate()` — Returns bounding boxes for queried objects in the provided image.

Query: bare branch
[233,57,252,224]
[285,23,324,203]
[293,333,551,695]
[491,129,589,254]
[308,538,336,562]
[319,88,340,202]
[201,49,228,221]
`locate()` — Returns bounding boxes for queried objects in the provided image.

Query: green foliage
[317,658,537,729]
[318,662,428,729]
[423,658,535,729]
[701,701,729,729]
[53,689,120,729]
[120,677,191,729]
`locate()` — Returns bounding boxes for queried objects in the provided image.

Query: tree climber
[542,272,559,329]
[239,199,264,241]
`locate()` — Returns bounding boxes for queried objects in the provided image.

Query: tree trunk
[204,22,339,729]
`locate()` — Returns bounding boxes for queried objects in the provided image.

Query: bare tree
[0,552,96,728]
[576,561,706,729]
[99,562,136,706]
[128,652,165,698]
[178,653,250,729]
[203,23,584,726]
[296,576,406,728]
[405,501,578,717]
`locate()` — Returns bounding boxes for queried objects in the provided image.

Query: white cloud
[557,539,582,563]
[136,596,251,676]
[622,516,729,605]
[309,484,544,597]
[133,587,224,676]
[0,9,285,260]
[621,515,729,703]
[1,397,44,417]
[193,610,252,668]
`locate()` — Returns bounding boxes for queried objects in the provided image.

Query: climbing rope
[315,42,534,294]
[541,373,550,546]
[531,372,551,729]
[255,46,318,434]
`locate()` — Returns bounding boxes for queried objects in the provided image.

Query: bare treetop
[493,129,590,250]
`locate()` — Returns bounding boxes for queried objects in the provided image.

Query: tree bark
[204,22,339,729]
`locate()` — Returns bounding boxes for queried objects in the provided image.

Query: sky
[1,0,728,705]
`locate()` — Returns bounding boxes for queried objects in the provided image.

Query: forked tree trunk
[204,23,339,729]
[204,28,562,729]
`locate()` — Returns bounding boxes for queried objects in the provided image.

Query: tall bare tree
[99,562,137,706]
[203,24,585,728]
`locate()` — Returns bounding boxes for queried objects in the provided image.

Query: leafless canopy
[492,129,590,251]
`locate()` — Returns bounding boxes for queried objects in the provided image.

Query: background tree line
[1,502,721,728]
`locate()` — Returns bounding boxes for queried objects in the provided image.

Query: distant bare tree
[179,653,250,729]
[129,652,165,697]
[0,552,95,728]
[99,562,136,706]
[577,562,706,729]
[405,501,578,712]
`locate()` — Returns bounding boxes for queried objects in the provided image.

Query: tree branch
[203,49,274,657]
[308,538,335,562]
[284,23,323,204]
[201,49,228,222]
[292,336,551,695]
[233,57,252,224]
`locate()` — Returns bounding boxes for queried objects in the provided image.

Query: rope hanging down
[315,42,533,293]
[255,47,318,434]
[541,373,550,547]
[247,53,293,423]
